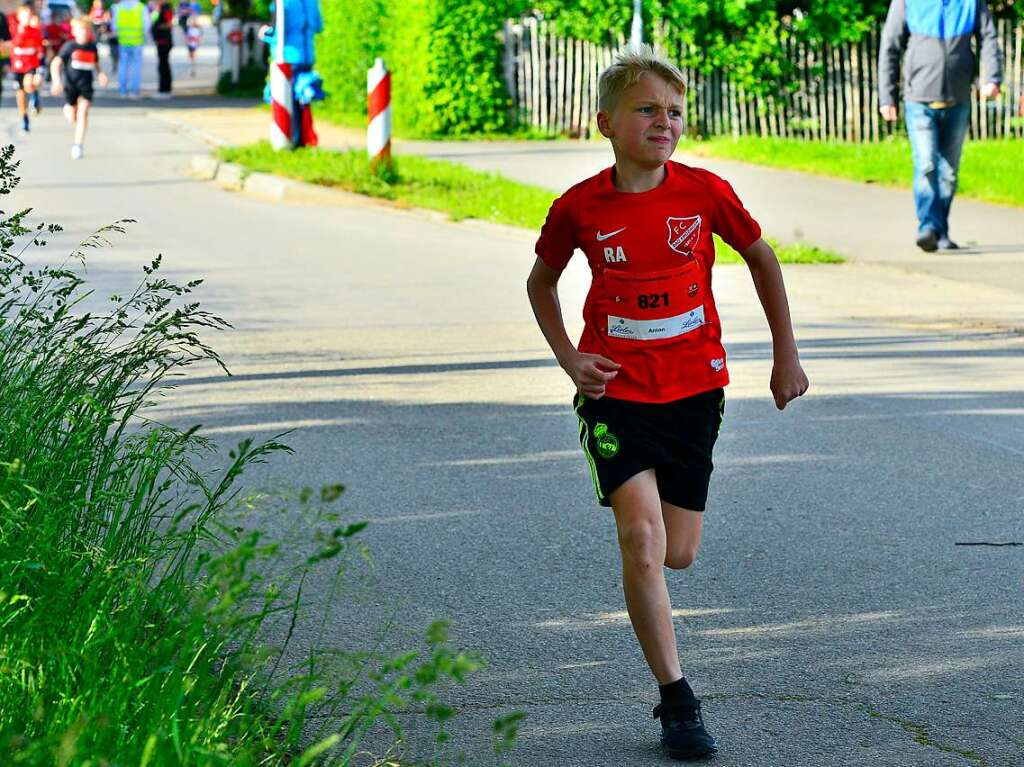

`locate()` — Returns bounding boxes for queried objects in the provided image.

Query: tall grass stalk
[0,145,508,765]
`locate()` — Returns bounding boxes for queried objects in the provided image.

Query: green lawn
[683,136,1024,208]
[218,142,843,264]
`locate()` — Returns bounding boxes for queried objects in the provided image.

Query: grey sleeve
[975,0,1004,85]
[878,0,908,107]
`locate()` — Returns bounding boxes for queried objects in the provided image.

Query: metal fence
[502,16,1024,141]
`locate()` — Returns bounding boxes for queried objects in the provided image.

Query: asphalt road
[6,57,1024,766]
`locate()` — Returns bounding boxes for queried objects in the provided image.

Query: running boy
[185,16,200,77]
[50,18,107,159]
[527,46,808,760]
[10,2,43,134]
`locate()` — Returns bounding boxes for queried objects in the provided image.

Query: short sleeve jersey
[58,41,100,90]
[10,23,43,72]
[535,160,761,404]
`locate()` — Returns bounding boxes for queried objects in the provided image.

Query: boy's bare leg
[64,103,77,123]
[610,470,682,684]
[662,500,704,571]
[16,88,27,117]
[74,99,90,146]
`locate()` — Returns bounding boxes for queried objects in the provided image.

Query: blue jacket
[879,0,1003,106]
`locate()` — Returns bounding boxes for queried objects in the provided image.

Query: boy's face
[597,72,684,170]
[72,24,90,42]
[16,7,31,24]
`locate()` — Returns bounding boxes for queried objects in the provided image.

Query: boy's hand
[563,351,621,399]
[50,81,62,96]
[98,72,109,87]
[770,355,809,410]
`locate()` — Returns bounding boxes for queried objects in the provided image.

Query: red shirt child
[10,19,43,73]
[535,160,761,403]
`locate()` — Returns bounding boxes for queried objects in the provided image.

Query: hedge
[316,0,518,137]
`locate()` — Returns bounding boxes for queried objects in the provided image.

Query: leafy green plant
[0,144,521,765]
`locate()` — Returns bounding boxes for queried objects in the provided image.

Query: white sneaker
[71,144,83,159]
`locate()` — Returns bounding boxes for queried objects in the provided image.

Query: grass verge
[683,135,1024,209]
[0,144,522,765]
[217,141,844,264]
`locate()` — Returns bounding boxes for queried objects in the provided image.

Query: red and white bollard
[269,60,295,150]
[367,57,392,171]
[268,0,293,150]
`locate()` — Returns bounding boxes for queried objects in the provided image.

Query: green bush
[317,0,517,137]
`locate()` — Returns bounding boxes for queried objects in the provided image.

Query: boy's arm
[740,238,808,410]
[526,257,620,399]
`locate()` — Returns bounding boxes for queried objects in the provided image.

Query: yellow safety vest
[117,3,144,46]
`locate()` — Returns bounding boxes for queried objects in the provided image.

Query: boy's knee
[618,523,663,572]
[664,547,698,570]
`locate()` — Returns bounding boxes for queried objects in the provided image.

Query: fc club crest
[667,215,702,256]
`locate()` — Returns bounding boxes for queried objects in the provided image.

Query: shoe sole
[664,740,719,760]
[916,231,938,252]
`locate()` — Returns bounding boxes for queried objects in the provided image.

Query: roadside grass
[219,141,554,229]
[683,136,1024,208]
[218,141,843,264]
[0,145,522,765]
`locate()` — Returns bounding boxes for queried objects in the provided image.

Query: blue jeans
[905,101,970,239]
[118,44,143,96]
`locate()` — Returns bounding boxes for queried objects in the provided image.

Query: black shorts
[574,388,725,511]
[12,72,34,90]
[64,83,94,104]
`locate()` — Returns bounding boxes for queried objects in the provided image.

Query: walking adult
[879,0,1004,252]
[151,1,173,98]
[111,0,148,98]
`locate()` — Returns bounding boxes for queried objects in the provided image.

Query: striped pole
[269,0,294,150]
[367,58,392,171]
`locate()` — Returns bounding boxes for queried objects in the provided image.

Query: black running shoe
[653,699,719,760]
[916,229,938,252]
[937,236,960,250]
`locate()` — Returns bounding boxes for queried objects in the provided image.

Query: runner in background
[51,17,107,159]
[185,14,200,77]
[10,2,43,132]
[0,12,11,113]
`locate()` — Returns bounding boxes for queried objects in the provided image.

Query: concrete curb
[189,154,220,180]
[214,161,246,191]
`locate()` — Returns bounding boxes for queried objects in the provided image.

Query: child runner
[50,18,107,159]
[527,45,809,760]
[10,2,43,133]
[185,15,200,77]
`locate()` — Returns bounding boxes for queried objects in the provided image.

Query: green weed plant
[0,145,518,765]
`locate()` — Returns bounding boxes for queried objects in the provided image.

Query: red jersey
[535,161,761,404]
[10,24,43,73]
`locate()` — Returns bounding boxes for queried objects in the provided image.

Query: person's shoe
[653,699,719,760]
[20,116,29,134]
[916,229,938,252]
[71,144,83,160]
[937,236,960,250]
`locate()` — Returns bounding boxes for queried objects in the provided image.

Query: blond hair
[70,17,94,32]
[598,44,686,113]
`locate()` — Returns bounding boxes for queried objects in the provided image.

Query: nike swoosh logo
[596,227,626,242]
